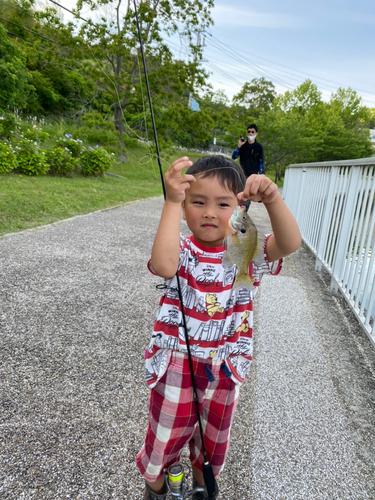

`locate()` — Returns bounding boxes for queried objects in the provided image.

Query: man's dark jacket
[232,140,264,177]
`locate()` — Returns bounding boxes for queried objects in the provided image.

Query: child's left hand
[238,174,279,205]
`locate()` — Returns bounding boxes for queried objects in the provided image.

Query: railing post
[315,166,339,272]
[295,168,306,224]
[330,166,362,295]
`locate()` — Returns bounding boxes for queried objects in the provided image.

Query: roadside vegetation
[0,0,374,234]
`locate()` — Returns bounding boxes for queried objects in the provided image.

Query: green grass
[0,146,205,236]
[0,126,283,236]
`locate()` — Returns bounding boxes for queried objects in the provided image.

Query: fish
[222,205,263,289]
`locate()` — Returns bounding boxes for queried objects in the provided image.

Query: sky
[58,0,375,108]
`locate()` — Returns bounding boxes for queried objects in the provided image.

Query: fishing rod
[132,2,217,499]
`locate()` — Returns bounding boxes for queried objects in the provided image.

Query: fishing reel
[163,462,207,500]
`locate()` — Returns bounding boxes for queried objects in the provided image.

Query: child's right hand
[164,157,196,204]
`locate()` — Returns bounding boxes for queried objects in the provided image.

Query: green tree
[274,79,322,114]
[74,0,214,160]
[232,77,276,111]
[329,87,371,128]
[368,108,375,129]
[0,23,34,110]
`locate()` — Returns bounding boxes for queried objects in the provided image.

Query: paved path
[1,198,375,499]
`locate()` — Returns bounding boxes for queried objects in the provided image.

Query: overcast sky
[59,0,375,107]
[199,0,375,107]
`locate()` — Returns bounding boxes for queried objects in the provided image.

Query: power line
[0,15,58,44]
[46,0,89,23]
[204,35,295,90]
[206,33,375,103]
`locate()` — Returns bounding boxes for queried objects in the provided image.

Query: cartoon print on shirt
[193,319,225,342]
[182,283,196,310]
[151,349,169,376]
[223,265,236,287]
[196,265,220,288]
[236,288,252,306]
[196,296,206,314]
[145,234,278,388]
[235,311,250,334]
[231,337,253,356]
[151,332,163,348]
[224,316,237,337]
[166,286,179,301]
[179,241,199,275]
[206,293,224,317]
[158,306,180,326]
[229,356,252,380]
[178,316,191,341]
[181,344,206,358]
[217,343,233,360]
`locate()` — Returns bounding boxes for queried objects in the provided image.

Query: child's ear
[181,201,186,220]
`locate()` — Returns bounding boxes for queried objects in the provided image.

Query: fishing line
[132,1,217,498]
[136,51,159,179]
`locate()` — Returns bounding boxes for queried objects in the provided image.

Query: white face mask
[247,134,257,140]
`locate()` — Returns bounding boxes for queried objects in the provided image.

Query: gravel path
[1,198,375,499]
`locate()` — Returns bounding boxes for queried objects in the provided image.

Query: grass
[0,145,205,236]
[0,117,284,235]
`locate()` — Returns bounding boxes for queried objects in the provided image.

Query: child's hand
[164,157,196,204]
[238,174,279,205]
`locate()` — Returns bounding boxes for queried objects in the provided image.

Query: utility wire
[206,33,375,103]
[205,35,294,90]
[46,0,89,23]
[0,15,59,44]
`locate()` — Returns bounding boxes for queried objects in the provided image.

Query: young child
[136,155,301,500]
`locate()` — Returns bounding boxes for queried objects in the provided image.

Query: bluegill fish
[222,205,263,289]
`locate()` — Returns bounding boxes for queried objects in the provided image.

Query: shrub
[45,147,78,176]
[24,127,50,144]
[0,113,19,139]
[56,134,83,157]
[79,146,113,176]
[77,126,119,146]
[78,112,119,146]
[15,139,49,175]
[0,142,18,173]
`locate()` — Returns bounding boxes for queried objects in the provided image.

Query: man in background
[232,124,264,177]
[232,124,264,209]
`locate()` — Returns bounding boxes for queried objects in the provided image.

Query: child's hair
[248,123,258,132]
[186,155,246,195]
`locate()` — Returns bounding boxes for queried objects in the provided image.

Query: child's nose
[204,206,217,218]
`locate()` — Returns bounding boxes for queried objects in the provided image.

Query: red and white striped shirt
[145,234,282,388]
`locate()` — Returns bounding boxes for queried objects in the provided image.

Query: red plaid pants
[136,351,240,482]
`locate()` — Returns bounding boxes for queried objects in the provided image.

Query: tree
[232,77,276,111]
[74,0,214,160]
[0,23,34,111]
[367,108,375,129]
[329,87,371,129]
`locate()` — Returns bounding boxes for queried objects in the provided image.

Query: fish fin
[222,249,235,270]
[233,272,252,291]
[252,233,265,267]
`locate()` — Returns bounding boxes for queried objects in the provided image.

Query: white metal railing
[283,157,375,347]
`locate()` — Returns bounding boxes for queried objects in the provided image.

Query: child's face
[182,175,238,247]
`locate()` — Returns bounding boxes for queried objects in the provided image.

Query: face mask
[247,134,257,140]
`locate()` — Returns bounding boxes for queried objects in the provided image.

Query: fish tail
[233,272,252,290]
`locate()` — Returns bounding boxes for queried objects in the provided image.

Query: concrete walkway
[1,198,375,499]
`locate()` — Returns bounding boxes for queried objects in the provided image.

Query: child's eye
[193,201,204,205]
[219,203,230,207]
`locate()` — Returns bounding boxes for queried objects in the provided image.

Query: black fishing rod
[132,2,217,499]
